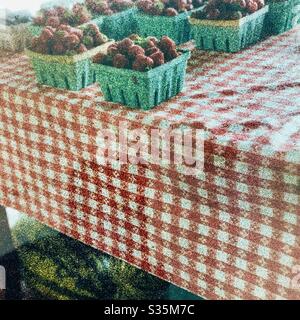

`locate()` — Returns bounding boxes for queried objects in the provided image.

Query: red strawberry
[256,0,264,9]
[132,54,154,71]
[46,16,60,28]
[165,8,178,16]
[149,51,164,66]
[118,38,134,54]
[247,1,258,12]
[44,26,56,34]
[166,47,179,60]
[31,36,40,49]
[55,6,66,16]
[93,52,106,64]
[159,36,176,53]
[145,46,160,56]
[107,43,119,57]
[57,24,71,32]
[70,27,84,40]
[64,34,81,49]
[113,53,129,68]
[77,44,88,53]
[128,45,145,58]
[40,28,54,43]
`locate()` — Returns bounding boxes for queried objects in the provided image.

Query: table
[0,27,299,300]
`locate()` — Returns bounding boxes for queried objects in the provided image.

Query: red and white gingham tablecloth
[0,27,299,300]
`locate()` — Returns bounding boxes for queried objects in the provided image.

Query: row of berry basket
[25,1,300,52]
[26,42,191,110]
[12,0,299,111]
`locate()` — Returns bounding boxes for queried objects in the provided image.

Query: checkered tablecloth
[0,27,299,300]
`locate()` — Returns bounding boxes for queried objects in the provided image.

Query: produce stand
[0,27,299,300]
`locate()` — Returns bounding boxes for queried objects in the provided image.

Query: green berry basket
[135,8,203,45]
[265,0,300,35]
[189,6,269,53]
[90,8,138,40]
[93,50,191,110]
[26,40,114,91]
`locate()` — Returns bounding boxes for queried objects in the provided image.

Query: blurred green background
[5,209,202,300]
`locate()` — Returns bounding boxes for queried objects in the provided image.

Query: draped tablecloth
[0,27,299,300]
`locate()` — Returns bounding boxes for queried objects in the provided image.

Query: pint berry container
[190,6,269,53]
[93,50,191,110]
[135,8,203,45]
[26,40,113,91]
[90,8,137,40]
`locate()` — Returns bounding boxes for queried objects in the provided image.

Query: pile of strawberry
[191,0,265,20]
[94,35,181,71]
[33,4,91,28]
[85,0,134,16]
[137,0,205,16]
[31,23,108,55]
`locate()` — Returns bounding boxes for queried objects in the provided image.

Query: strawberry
[40,28,54,43]
[107,43,119,57]
[118,38,134,54]
[159,36,176,53]
[165,8,178,16]
[128,45,145,58]
[132,54,154,71]
[64,34,81,49]
[145,46,160,56]
[113,53,129,68]
[149,51,164,66]
[93,52,107,63]
[46,16,60,28]
[77,44,88,53]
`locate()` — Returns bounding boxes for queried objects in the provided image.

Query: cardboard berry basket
[90,7,138,40]
[189,6,269,53]
[265,0,300,35]
[93,50,191,110]
[135,8,204,45]
[25,40,113,91]
[0,23,32,52]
